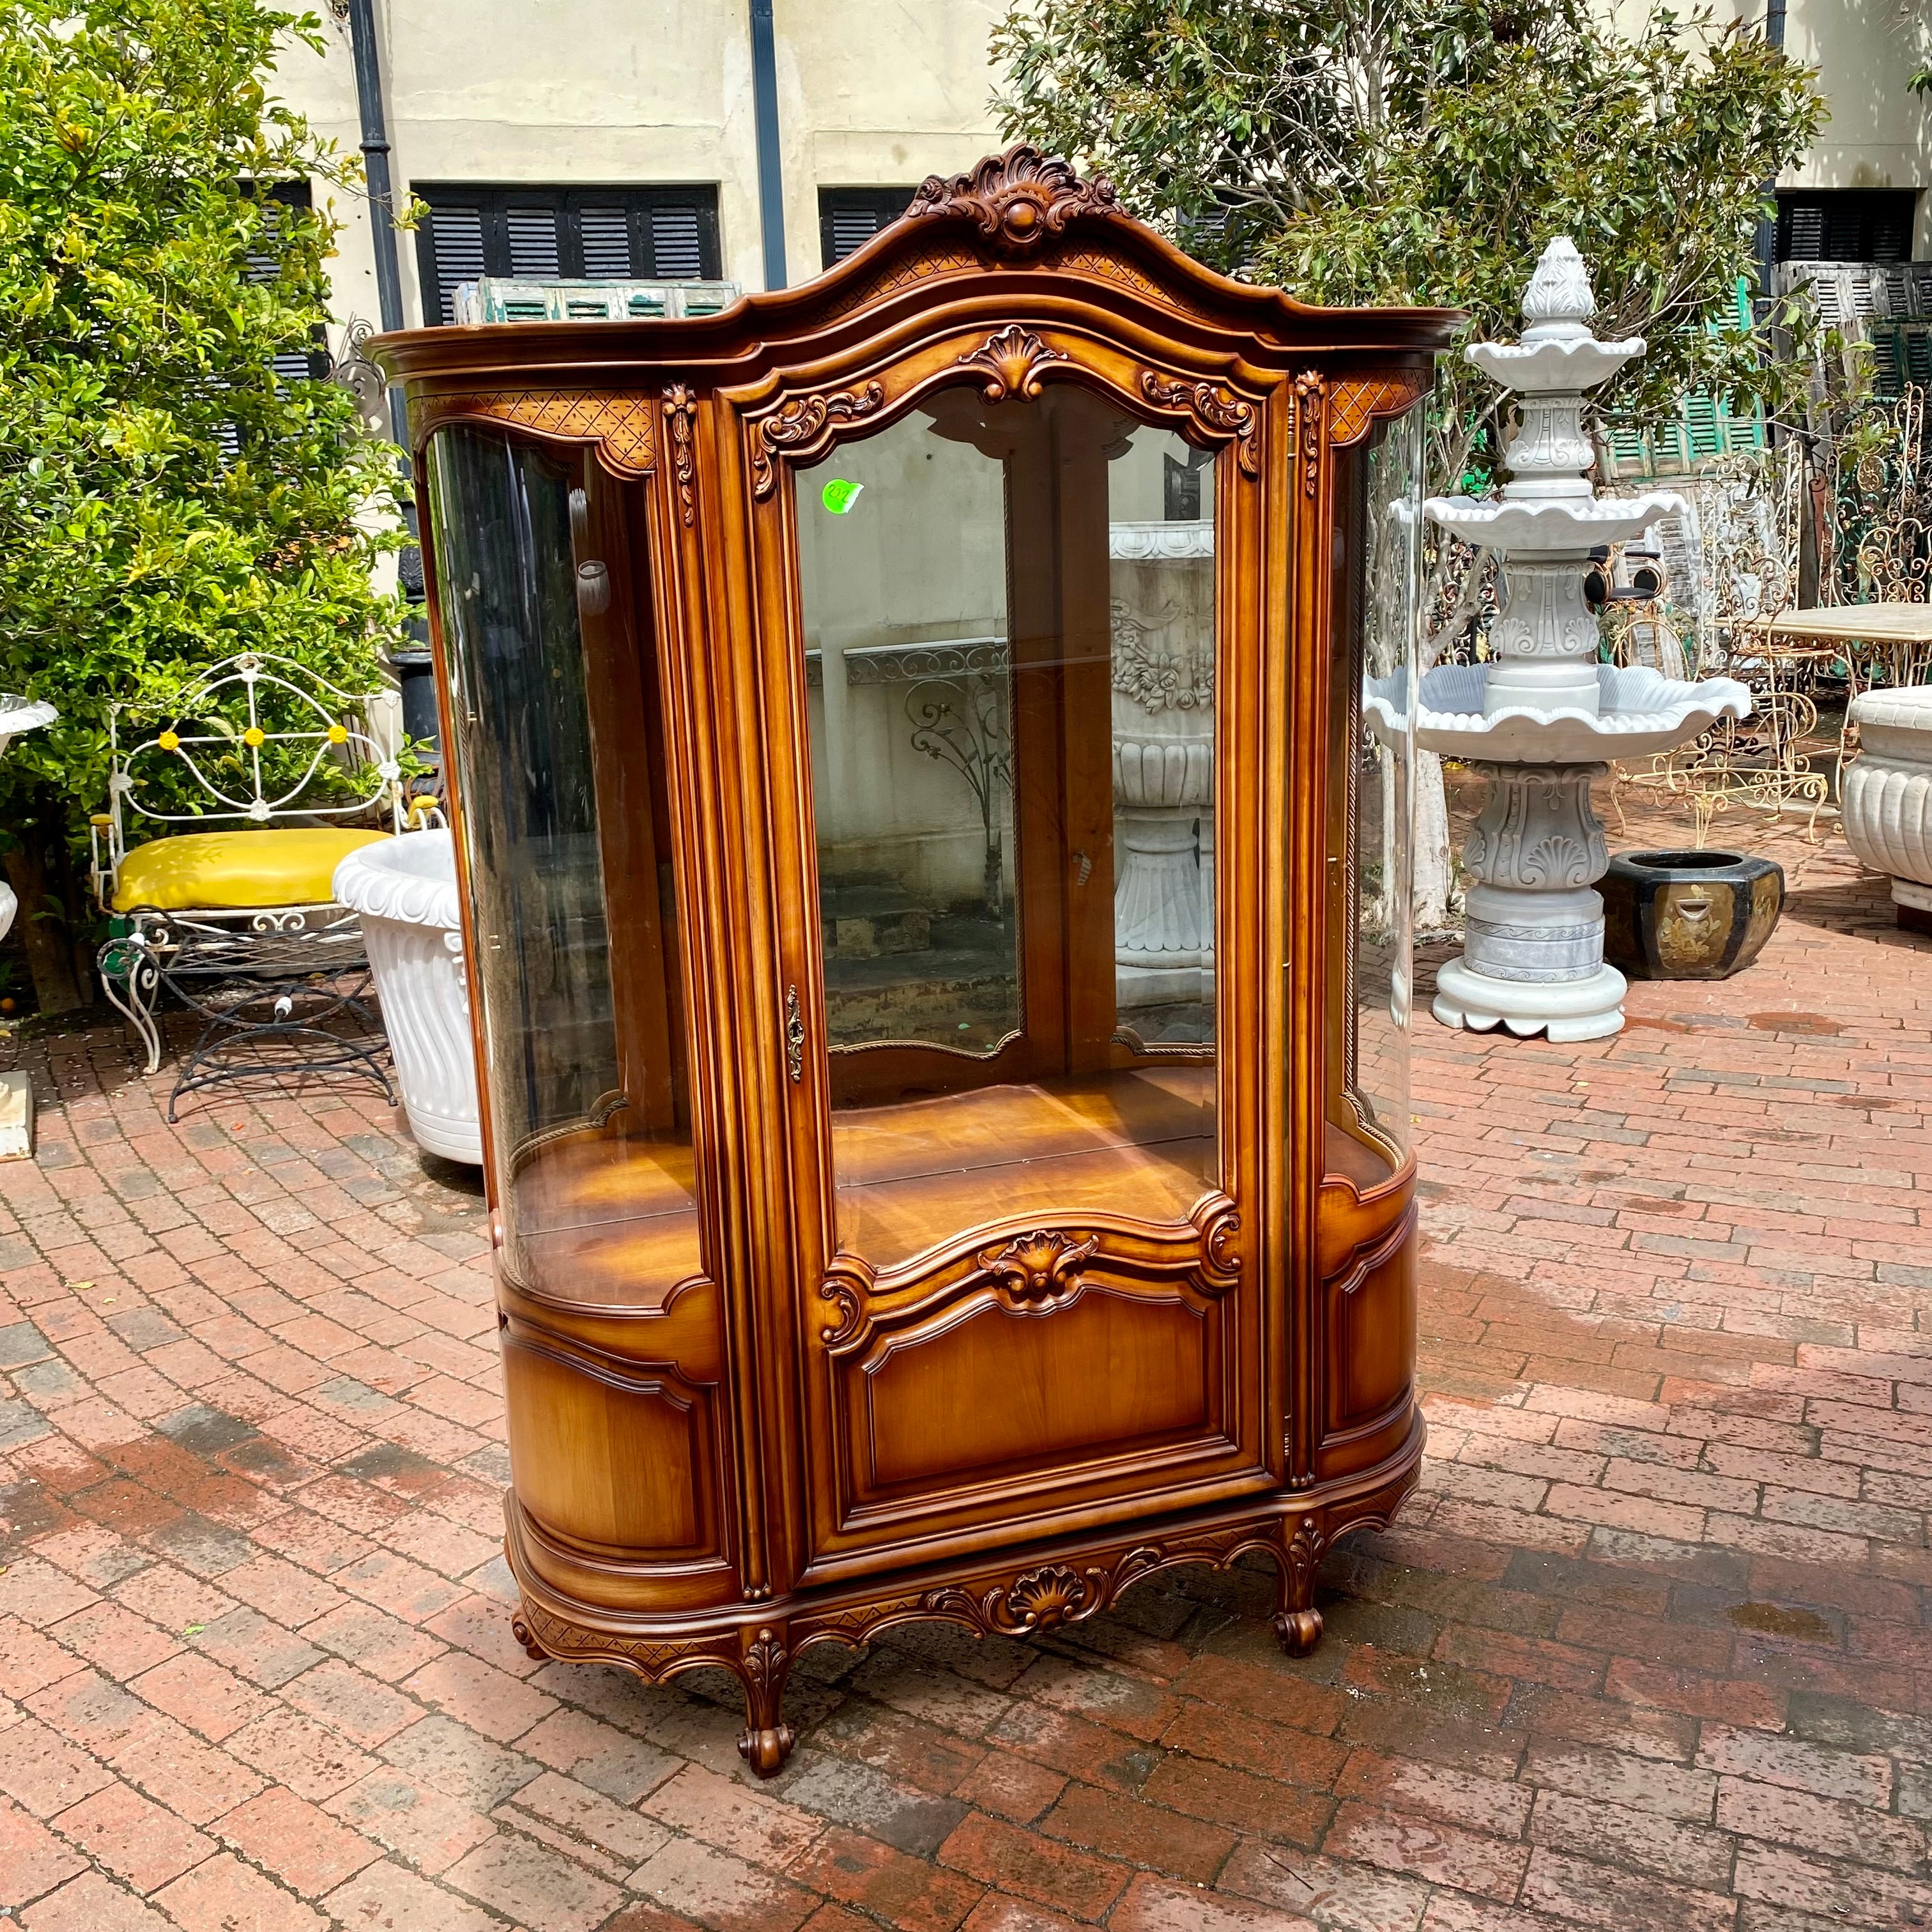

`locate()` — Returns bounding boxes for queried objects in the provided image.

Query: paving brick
[123,1650,270,1741]
[325,1768,498,1874]
[630,1833,818,1932]
[1323,1798,1531,1901]
[213,1784,381,1894]
[321,1858,507,1932]
[1110,1873,1317,1932]
[150,1851,326,1932]
[516,1704,680,1804]
[496,1768,672,1867]
[788,1823,987,1931]
[1694,1723,1892,1807]
[379,1711,540,1809]
[936,1811,1128,1920]
[641,1761,826,1869]
[780,1751,969,1859]
[0,1795,86,1911]
[280,1655,422,1748]
[17,1869,176,1931]
[443,1826,623,1931]
[7,835,1932,1932]
[50,1777,215,1892]
[0,1713,116,1817]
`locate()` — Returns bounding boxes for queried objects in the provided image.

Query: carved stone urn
[1110,526,1215,1022]
[1385,238,1752,1041]
[0,696,57,1159]
[1842,684,1932,935]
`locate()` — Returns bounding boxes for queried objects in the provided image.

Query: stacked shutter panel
[578,206,633,279]
[648,204,704,279]
[427,205,489,323]
[817,188,916,268]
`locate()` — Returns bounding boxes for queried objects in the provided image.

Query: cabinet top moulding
[373,143,1460,411]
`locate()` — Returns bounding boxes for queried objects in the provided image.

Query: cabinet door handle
[785,986,804,1084]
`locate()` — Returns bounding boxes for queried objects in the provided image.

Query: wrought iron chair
[90,652,408,1117]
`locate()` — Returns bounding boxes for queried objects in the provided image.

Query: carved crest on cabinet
[1138,370,1261,477]
[976,1228,1101,1307]
[956,324,1068,402]
[749,382,887,498]
[906,143,1121,257]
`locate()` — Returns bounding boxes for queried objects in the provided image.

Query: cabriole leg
[737,1625,794,1777]
[1272,1513,1326,1657]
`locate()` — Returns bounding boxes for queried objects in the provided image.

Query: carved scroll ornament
[662,384,696,525]
[748,381,885,499]
[1294,371,1325,497]
[1140,371,1261,477]
[906,143,1120,257]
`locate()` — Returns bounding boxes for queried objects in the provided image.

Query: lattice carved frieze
[1328,371,1427,448]
[412,390,656,475]
[513,1600,735,1680]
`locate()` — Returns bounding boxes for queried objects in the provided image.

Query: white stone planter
[1843,684,1932,931]
[332,831,482,1163]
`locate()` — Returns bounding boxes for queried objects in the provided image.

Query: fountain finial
[1520,236,1595,342]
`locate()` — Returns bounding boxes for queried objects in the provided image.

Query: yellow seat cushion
[112,828,391,913]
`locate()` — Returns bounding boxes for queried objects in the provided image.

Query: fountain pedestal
[1430,761,1626,1040]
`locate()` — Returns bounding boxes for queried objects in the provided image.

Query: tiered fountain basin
[1390,235,1758,1042]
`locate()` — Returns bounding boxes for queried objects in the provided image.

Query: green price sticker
[821,478,864,516]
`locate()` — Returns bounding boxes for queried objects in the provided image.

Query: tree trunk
[4,817,88,1015]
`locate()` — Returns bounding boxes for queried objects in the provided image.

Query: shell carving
[957,324,1067,401]
[977,1229,1100,1305]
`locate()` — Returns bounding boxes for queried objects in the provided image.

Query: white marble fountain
[1374,239,1752,1041]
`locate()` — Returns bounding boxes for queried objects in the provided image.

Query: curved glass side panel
[1327,402,1423,1182]
[794,387,1218,1270]
[427,424,696,1300]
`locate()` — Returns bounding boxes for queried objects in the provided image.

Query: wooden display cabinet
[378,148,1453,1775]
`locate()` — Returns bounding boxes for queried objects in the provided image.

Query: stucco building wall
[273,0,1931,332]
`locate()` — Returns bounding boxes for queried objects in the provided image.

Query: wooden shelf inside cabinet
[378,142,1453,1777]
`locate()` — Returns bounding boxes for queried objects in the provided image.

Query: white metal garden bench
[89,651,410,1117]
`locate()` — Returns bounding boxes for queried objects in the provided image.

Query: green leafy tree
[993,0,1825,514]
[994,0,1824,921]
[0,0,408,1011]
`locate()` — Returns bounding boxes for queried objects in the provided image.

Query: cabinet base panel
[505,1415,1423,1775]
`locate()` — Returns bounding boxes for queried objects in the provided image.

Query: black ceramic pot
[1600,850,1784,980]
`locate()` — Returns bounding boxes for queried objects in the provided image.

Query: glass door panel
[429,425,698,1303]
[794,385,1218,1271]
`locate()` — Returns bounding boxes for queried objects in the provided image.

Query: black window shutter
[818,187,916,270]
[1776,189,1919,266]
[415,185,723,321]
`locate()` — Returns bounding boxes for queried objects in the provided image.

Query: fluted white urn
[334,831,482,1164]
[1843,684,1932,933]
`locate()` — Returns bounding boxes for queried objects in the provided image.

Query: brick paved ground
[3,811,1930,1931]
